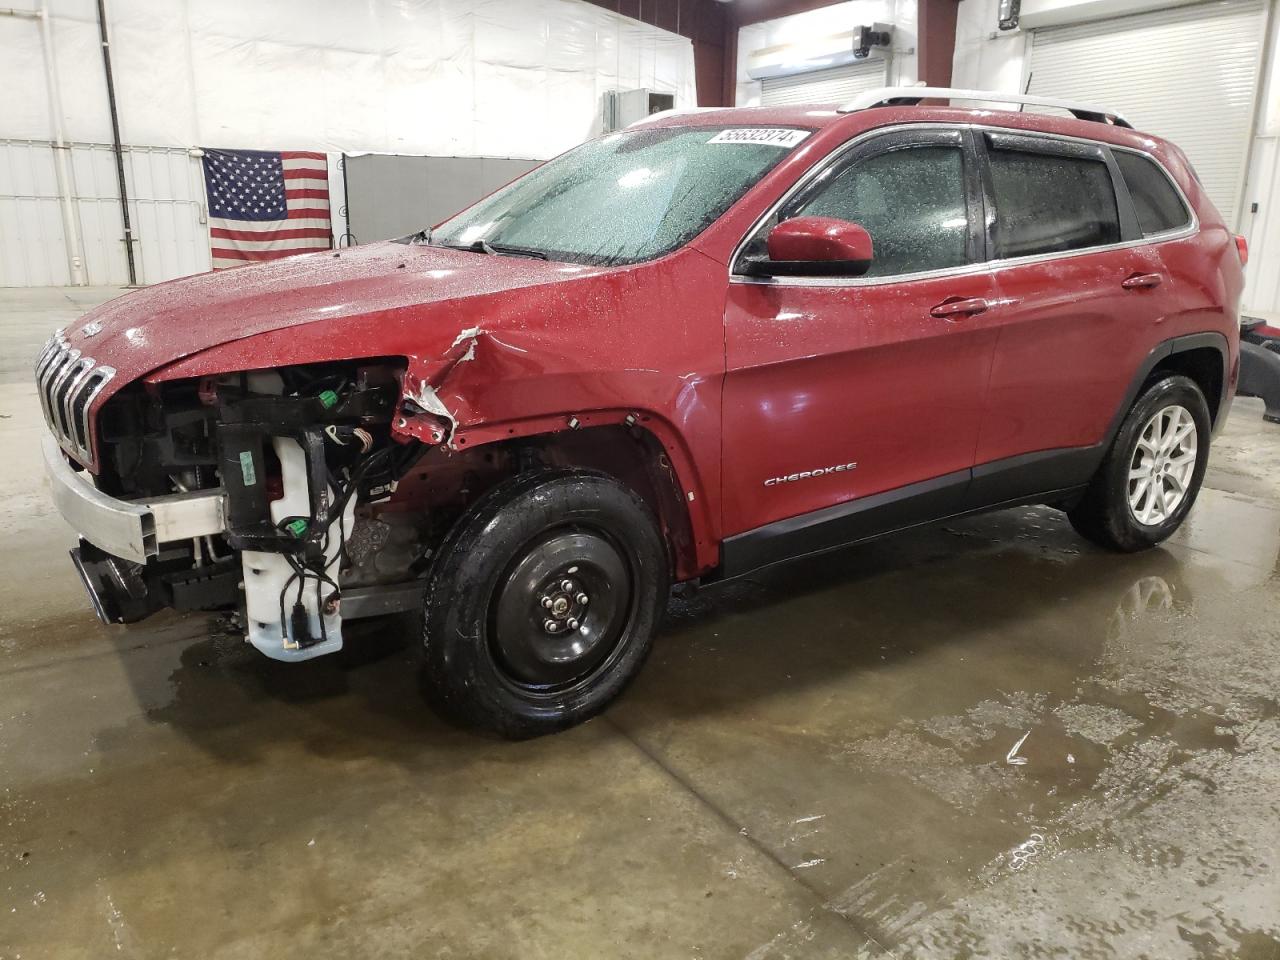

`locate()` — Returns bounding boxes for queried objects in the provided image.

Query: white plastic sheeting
[0,0,696,160]
[1,0,694,286]
[735,1,918,107]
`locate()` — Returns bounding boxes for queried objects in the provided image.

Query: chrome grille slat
[59,360,95,440]
[33,331,114,467]
[48,347,83,438]
[37,347,74,427]
[74,367,114,450]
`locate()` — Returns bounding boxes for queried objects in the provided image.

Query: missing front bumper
[42,434,225,563]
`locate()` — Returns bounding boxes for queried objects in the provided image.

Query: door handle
[930,297,990,319]
[1121,272,1163,290]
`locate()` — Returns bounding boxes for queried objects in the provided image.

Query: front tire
[1067,374,1211,552]
[421,469,669,738]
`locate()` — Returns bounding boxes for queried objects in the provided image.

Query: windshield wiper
[445,238,548,260]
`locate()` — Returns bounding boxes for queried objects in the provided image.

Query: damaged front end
[46,355,436,660]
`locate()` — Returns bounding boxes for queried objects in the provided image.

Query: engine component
[243,436,357,660]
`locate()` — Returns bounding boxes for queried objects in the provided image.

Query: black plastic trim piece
[984,130,1105,161]
[1103,332,1231,443]
[719,469,969,578]
[717,465,1093,581]
[967,445,1103,510]
[741,256,873,278]
[1100,146,1143,242]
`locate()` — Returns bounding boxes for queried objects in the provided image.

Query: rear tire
[421,469,669,738]
[1067,374,1211,552]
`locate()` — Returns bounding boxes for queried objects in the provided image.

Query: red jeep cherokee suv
[38,88,1243,737]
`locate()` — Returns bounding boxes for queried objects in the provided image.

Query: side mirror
[742,217,874,278]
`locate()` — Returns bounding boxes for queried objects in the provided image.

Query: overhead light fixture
[746,23,894,80]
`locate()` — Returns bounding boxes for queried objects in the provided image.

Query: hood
[62,241,607,386]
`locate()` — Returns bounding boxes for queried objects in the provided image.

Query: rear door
[721,127,1001,566]
[970,130,1181,504]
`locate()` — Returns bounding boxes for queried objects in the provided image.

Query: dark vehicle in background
[1240,318,1280,422]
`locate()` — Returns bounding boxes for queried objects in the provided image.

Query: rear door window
[1113,151,1192,235]
[988,147,1121,259]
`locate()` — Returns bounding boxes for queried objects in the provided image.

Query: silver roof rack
[838,86,1132,129]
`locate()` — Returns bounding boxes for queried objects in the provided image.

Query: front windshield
[429,126,812,266]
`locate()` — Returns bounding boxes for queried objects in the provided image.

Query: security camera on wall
[854,23,893,59]
[998,0,1021,30]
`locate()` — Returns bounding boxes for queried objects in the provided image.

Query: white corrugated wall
[0,140,210,287]
[0,141,68,287]
[1243,136,1280,317]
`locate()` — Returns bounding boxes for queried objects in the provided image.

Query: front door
[721,128,1002,571]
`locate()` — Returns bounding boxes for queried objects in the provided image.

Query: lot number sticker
[708,128,811,148]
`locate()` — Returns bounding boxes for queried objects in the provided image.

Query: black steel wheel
[422,469,668,738]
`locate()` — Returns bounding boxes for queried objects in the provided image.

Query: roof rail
[838,86,1133,128]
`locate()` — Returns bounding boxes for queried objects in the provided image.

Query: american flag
[201,149,332,269]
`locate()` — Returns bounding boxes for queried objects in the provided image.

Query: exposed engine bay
[73,359,492,660]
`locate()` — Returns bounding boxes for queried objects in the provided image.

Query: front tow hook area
[70,541,154,624]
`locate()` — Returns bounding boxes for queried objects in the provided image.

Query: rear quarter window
[988,148,1121,259]
[1114,150,1192,235]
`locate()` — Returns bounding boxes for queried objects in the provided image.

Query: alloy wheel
[1127,404,1198,526]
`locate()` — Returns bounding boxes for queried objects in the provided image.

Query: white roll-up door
[1027,0,1267,228]
[760,60,888,107]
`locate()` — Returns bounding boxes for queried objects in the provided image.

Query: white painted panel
[760,60,890,107]
[1021,0,1213,29]
[68,142,127,286]
[0,142,69,287]
[123,146,210,284]
[1,140,209,287]
[0,197,67,287]
[1242,135,1280,315]
[1028,0,1267,228]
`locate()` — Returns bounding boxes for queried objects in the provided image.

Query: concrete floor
[3,286,1280,960]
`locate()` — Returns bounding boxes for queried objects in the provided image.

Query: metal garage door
[760,60,888,107]
[1027,0,1267,229]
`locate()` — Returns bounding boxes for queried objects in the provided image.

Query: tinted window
[741,145,970,278]
[989,149,1120,259]
[1114,150,1190,235]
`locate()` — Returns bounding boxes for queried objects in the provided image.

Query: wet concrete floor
[2,286,1279,959]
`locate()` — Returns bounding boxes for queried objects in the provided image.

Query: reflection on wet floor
[617,498,1280,958]
[4,486,1280,960]
[2,289,1279,958]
